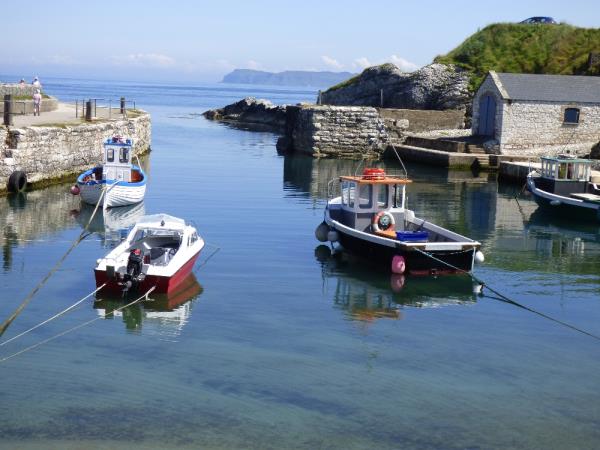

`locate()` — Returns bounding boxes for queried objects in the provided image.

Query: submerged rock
[321,63,470,111]
[202,97,288,129]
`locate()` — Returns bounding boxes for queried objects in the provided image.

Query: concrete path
[10,102,127,127]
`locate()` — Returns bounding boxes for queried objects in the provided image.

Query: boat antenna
[390,143,409,179]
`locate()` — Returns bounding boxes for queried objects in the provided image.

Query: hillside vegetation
[435,23,600,90]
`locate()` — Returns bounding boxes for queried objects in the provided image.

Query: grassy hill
[435,23,600,90]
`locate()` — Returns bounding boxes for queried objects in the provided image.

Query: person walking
[32,89,42,116]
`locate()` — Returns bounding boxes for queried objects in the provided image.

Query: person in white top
[32,89,42,116]
[32,76,41,89]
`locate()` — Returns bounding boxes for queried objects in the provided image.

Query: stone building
[472,71,600,155]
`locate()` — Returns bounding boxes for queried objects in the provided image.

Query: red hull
[95,251,201,294]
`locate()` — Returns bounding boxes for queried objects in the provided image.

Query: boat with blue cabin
[75,136,146,208]
[527,155,600,222]
[315,168,484,276]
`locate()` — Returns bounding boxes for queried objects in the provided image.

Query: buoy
[327,230,339,242]
[390,274,405,293]
[473,283,484,295]
[474,250,485,263]
[391,255,406,274]
[315,221,329,242]
[7,170,27,193]
[70,185,81,195]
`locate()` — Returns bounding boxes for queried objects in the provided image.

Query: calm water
[1,78,599,450]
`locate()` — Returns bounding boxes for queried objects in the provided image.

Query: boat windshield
[131,228,182,243]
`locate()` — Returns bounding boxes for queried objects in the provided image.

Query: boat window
[394,185,404,208]
[119,148,130,163]
[564,108,580,124]
[341,181,349,205]
[358,184,372,209]
[106,148,114,162]
[377,185,389,208]
[348,182,356,208]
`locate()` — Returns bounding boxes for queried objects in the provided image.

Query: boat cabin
[337,168,411,236]
[103,136,135,183]
[536,156,595,195]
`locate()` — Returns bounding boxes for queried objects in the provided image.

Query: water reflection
[316,246,477,322]
[94,273,203,336]
[1,185,79,270]
[73,201,146,247]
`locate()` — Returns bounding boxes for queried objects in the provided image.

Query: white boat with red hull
[95,214,204,294]
[315,168,484,276]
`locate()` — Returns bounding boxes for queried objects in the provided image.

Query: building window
[564,108,580,124]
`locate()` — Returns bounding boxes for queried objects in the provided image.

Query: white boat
[75,136,146,208]
[95,214,205,294]
[527,155,600,223]
[315,168,484,275]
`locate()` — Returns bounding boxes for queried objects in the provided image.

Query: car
[520,17,557,24]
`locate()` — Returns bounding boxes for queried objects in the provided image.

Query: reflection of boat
[75,201,145,235]
[94,214,205,294]
[527,155,600,222]
[75,137,146,208]
[94,273,202,333]
[317,247,477,321]
[316,168,484,275]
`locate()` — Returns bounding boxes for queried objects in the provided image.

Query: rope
[0,182,113,339]
[194,243,221,272]
[410,246,600,342]
[0,287,156,364]
[0,283,107,348]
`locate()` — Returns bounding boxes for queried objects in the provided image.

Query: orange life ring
[362,168,386,180]
[372,211,396,237]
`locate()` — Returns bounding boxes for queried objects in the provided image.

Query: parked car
[520,17,557,24]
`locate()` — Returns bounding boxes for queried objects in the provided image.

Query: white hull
[79,182,146,208]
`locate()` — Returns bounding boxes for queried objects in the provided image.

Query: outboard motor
[122,248,145,295]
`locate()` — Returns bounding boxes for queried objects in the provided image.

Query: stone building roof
[490,72,600,104]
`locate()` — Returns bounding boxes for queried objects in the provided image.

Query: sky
[1,0,598,83]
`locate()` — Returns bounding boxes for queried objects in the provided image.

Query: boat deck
[571,193,600,203]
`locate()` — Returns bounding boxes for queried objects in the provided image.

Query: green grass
[434,23,600,91]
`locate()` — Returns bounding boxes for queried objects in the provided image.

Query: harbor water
[0,78,599,449]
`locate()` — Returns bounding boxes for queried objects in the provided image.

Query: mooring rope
[411,246,600,342]
[0,286,156,364]
[194,243,221,272]
[0,182,114,338]
[0,283,107,348]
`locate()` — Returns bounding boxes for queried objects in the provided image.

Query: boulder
[202,97,287,129]
[321,63,471,111]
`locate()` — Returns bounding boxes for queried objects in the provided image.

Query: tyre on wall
[7,171,27,193]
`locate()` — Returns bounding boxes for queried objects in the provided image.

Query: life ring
[362,168,386,180]
[372,211,395,234]
[7,171,27,193]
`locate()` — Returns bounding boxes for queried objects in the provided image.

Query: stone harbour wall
[288,105,389,158]
[0,111,151,192]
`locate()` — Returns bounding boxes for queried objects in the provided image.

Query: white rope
[0,286,156,364]
[0,283,107,348]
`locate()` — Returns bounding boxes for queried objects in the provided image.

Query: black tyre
[7,171,27,193]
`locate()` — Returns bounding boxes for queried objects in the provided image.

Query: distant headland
[222,69,357,88]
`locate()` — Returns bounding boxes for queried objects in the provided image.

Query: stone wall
[0,111,151,191]
[471,74,503,140]
[287,105,388,158]
[0,96,59,114]
[0,83,39,97]
[498,100,600,156]
[377,108,465,132]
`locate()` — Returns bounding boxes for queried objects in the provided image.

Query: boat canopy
[539,156,592,182]
[339,168,409,212]
[135,214,186,229]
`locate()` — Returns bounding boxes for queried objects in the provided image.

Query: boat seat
[149,247,177,265]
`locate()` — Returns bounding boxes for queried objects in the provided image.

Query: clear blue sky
[2,0,597,82]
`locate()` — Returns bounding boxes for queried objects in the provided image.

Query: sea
[0,77,599,450]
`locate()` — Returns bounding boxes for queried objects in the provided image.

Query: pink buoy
[390,274,405,293]
[70,185,80,195]
[391,255,406,274]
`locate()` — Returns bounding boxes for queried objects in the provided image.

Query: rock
[202,97,287,129]
[591,141,600,159]
[321,63,470,111]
